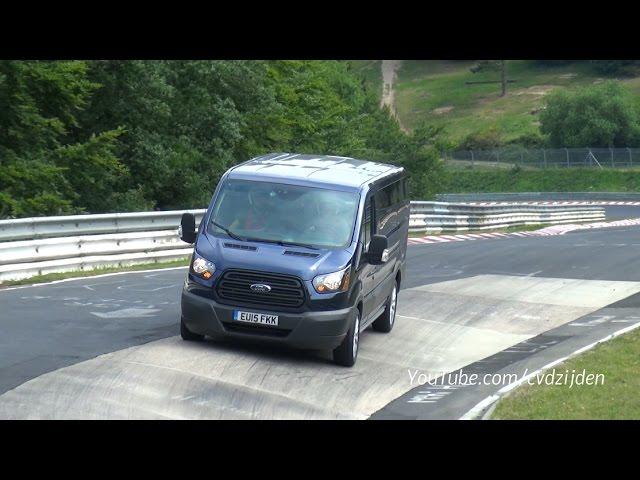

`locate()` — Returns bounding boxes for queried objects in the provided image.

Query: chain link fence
[444,148,640,169]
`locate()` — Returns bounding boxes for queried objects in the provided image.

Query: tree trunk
[500,60,507,97]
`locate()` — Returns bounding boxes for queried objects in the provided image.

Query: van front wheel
[333,309,360,367]
[372,281,398,333]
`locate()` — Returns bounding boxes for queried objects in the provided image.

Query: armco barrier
[0,209,207,242]
[0,203,606,282]
[435,192,640,203]
[409,201,605,233]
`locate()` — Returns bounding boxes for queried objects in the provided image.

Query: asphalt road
[2,210,640,418]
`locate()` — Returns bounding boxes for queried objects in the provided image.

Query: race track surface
[2,217,640,419]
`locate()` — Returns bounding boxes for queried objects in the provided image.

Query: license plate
[233,310,279,326]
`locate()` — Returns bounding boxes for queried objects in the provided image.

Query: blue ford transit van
[178,153,409,366]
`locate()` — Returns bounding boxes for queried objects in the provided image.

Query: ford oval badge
[250,283,272,293]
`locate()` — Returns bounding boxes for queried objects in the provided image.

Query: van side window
[375,180,404,235]
[390,180,403,204]
[376,185,392,210]
[361,198,372,252]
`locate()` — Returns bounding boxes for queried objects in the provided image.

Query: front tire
[332,309,360,367]
[181,317,205,341]
[372,280,398,333]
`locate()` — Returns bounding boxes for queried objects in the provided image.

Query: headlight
[191,254,215,280]
[312,265,351,293]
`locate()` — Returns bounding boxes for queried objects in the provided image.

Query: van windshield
[207,179,360,249]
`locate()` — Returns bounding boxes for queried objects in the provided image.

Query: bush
[458,128,503,150]
[505,132,546,148]
[540,81,640,148]
[592,60,640,77]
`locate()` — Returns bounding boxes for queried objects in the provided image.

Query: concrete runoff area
[2,274,639,419]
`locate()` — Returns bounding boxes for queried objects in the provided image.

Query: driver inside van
[215,181,356,247]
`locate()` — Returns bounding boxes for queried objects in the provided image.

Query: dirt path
[380,60,407,131]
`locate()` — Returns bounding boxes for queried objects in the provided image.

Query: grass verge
[435,167,640,195]
[0,258,190,288]
[491,326,640,419]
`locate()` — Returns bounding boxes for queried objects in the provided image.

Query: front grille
[216,269,305,309]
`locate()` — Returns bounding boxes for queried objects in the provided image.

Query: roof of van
[228,153,403,190]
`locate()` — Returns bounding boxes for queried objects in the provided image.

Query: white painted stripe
[459,320,640,420]
[429,236,452,242]
[460,395,500,420]
[0,266,189,292]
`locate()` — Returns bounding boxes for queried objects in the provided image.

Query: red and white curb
[468,201,640,206]
[408,218,640,245]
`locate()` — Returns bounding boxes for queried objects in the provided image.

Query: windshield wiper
[211,221,245,241]
[276,240,319,250]
[244,237,319,250]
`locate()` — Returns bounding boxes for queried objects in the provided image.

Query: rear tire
[372,280,398,333]
[332,309,360,367]
[181,317,205,341]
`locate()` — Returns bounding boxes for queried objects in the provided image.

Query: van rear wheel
[181,317,205,341]
[333,309,360,367]
[372,281,398,333]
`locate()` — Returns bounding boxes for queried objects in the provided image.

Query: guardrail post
[543,149,547,168]
[610,147,614,167]
[565,148,569,167]
[470,149,475,167]
[629,148,633,168]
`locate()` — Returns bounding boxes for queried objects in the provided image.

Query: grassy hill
[439,168,640,195]
[352,60,640,198]
[393,60,640,146]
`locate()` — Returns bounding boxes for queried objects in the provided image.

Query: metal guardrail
[409,202,605,233]
[0,210,207,242]
[0,203,607,282]
[436,192,640,203]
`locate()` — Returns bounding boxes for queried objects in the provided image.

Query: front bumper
[181,289,356,350]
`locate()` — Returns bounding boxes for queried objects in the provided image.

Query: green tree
[591,60,640,77]
[0,61,125,218]
[78,60,277,210]
[2,60,432,218]
[540,81,640,147]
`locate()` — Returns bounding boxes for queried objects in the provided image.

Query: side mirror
[368,234,389,265]
[179,213,197,244]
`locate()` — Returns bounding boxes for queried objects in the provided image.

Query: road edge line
[0,266,189,292]
[459,320,640,420]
